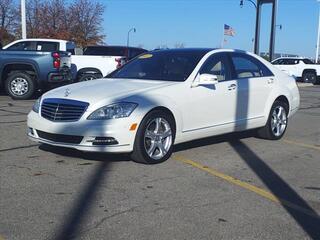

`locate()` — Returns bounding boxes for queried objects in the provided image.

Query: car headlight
[87,102,138,120]
[32,97,41,113]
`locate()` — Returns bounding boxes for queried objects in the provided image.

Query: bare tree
[26,0,43,38]
[69,0,105,47]
[2,0,106,46]
[39,0,72,39]
[0,0,18,44]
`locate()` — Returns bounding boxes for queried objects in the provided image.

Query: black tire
[302,71,317,84]
[131,110,175,164]
[5,72,36,100]
[78,73,102,82]
[257,100,289,140]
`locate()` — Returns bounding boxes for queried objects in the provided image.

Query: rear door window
[36,42,59,52]
[282,59,299,65]
[230,53,273,79]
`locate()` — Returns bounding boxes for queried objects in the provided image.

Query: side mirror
[192,74,219,87]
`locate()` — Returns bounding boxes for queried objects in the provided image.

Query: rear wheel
[257,100,288,140]
[302,71,316,84]
[131,110,175,164]
[78,73,102,82]
[5,72,36,100]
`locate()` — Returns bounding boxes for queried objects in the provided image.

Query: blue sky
[102,0,318,58]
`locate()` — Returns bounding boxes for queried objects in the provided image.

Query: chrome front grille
[41,98,89,122]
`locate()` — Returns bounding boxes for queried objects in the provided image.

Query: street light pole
[240,0,257,9]
[240,0,257,52]
[21,0,27,39]
[127,28,136,48]
[316,0,320,63]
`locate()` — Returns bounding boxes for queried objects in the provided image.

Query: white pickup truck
[3,39,147,81]
[271,57,320,84]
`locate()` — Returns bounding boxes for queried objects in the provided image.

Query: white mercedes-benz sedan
[27,48,300,164]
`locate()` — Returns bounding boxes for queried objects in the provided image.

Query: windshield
[108,50,207,82]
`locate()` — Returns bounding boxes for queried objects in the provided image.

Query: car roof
[85,45,147,50]
[15,38,70,43]
[150,48,216,54]
[272,57,304,61]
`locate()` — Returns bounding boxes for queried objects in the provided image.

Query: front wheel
[257,101,289,140]
[131,110,175,164]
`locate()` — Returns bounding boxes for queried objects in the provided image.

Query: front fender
[119,93,184,142]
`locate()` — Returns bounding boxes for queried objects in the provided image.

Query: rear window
[128,48,147,59]
[66,41,76,55]
[302,59,314,64]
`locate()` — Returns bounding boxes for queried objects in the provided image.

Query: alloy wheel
[144,117,173,160]
[271,106,287,137]
[10,77,29,96]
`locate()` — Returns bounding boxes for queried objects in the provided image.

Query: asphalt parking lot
[0,84,319,240]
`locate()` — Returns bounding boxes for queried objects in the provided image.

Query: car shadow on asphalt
[38,144,130,240]
[229,140,320,239]
[39,143,131,162]
[53,160,111,240]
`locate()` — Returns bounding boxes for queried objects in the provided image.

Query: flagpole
[221,24,225,48]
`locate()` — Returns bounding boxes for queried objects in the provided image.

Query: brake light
[52,52,61,69]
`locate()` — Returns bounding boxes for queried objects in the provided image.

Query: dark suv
[83,46,148,65]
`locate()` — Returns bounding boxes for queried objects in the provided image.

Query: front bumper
[27,111,137,153]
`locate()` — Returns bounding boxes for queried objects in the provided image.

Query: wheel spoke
[154,118,161,133]
[157,142,167,157]
[145,130,156,140]
[161,129,172,139]
[276,124,281,135]
[147,141,156,156]
[277,107,283,118]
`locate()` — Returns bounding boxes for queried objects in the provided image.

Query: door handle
[228,84,237,90]
[268,78,274,84]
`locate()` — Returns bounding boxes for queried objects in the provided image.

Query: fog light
[88,137,118,146]
[28,128,34,135]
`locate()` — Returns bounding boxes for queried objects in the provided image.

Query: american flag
[224,24,236,37]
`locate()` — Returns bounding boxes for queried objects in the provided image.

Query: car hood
[43,78,177,107]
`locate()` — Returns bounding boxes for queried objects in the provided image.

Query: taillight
[52,52,61,69]
[115,58,122,68]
